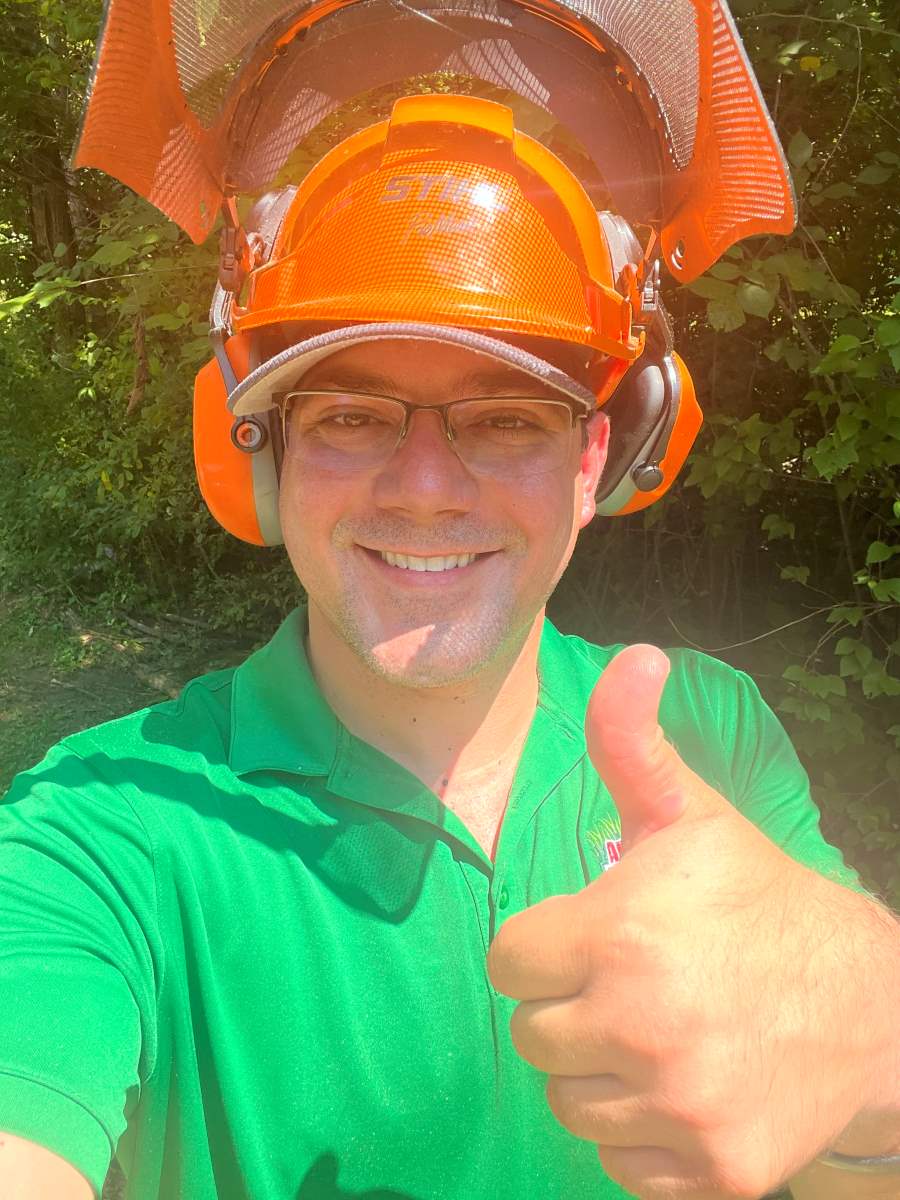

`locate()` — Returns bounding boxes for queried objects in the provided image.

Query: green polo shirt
[0,606,869,1200]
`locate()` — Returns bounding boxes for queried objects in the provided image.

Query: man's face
[278,338,609,687]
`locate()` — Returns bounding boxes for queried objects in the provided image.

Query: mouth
[358,546,494,574]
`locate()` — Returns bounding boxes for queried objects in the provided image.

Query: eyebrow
[297,365,559,397]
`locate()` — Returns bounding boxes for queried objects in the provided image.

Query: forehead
[296,338,564,400]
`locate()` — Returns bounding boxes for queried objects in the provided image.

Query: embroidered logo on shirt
[585,815,622,872]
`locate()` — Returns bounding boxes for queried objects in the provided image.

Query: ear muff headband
[593,210,703,516]
[193,192,702,543]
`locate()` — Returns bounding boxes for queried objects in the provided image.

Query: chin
[351,609,528,690]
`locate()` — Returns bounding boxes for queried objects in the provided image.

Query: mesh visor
[73,0,796,281]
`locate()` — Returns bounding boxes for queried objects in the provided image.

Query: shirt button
[497,886,510,910]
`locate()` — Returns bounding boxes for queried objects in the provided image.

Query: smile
[378,551,478,571]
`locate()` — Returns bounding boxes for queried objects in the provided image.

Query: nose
[371,407,478,519]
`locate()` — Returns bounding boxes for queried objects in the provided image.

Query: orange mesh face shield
[74,0,797,283]
[231,95,643,379]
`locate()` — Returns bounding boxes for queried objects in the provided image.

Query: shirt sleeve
[0,740,161,1196]
[662,650,877,902]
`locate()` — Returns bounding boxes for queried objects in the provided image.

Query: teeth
[379,551,477,571]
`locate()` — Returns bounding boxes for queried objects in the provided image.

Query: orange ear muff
[592,209,702,516]
[193,333,284,546]
[595,349,702,517]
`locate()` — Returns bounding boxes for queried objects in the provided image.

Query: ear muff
[193,190,296,545]
[594,210,703,517]
[595,347,701,516]
[193,329,284,546]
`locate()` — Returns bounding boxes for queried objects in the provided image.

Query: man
[1,91,898,1200]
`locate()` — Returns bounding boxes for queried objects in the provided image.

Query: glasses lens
[282,392,580,477]
[286,392,405,470]
[450,399,576,477]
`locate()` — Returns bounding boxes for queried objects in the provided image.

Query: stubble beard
[329,570,537,690]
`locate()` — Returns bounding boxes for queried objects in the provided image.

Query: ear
[578,411,610,528]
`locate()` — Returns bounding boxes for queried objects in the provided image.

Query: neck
[305,603,543,802]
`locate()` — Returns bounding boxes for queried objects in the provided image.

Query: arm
[0,1132,94,1200]
[0,741,160,1197]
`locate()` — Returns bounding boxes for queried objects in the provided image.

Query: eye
[482,412,533,430]
[300,395,400,430]
[326,411,384,428]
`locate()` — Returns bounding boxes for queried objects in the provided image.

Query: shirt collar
[229,605,338,776]
[228,604,599,781]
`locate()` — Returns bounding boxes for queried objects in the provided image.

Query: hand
[487,645,893,1200]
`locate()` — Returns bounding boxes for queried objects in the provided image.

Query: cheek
[278,461,338,565]
[506,468,584,558]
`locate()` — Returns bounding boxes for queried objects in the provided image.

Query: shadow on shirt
[296,1153,420,1199]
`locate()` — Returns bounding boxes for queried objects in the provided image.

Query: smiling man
[0,92,899,1200]
[278,335,608,858]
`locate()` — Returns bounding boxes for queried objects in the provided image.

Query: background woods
[0,0,898,904]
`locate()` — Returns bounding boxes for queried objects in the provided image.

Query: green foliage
[0,0,897,907]
[653,0,900,905]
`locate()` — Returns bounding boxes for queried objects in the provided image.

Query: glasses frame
[274,388,593,471]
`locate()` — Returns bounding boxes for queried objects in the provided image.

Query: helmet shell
[233,94,642,362]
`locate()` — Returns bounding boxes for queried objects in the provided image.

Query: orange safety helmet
[194,93,702,546]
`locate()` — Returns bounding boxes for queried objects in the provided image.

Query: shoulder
[2,663,239,825]
[547,622,756,718]
[546,623,785,798]
[62,663,235,773]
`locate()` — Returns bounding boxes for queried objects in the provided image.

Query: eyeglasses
[276,390,590,479]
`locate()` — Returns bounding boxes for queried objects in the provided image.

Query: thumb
[586,644,690,855]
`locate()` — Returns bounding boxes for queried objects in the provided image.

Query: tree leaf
[829,334,861,354]
[866,542,898,565]
[788,130,814,167]
[707,297,745,332]
[737,282,776,318]
[870,578,900,603]
[687,277,737,301]
[781,565,810,584]
[762,513,795,540]
[875,317,900,348]
[826,606,864,627]
[856,164,893,186]
[90,240,137,267]
[835,411,860,441]
[818,182,857,201]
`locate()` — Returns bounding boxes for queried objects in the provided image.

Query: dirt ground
[0,593,267,793]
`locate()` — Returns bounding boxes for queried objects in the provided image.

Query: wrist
[829,898,900,1158]
[826,1109,900,1161]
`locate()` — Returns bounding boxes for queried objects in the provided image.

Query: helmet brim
[228,322,599,416]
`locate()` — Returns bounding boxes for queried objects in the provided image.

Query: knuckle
[595,1144,687,1200]
[670,1079,726,1134]
[699,1127,778,1199]
[712,1161,774,1199]
[602,913,658,970]
[544,1076,599,1140]
[507,1004,540,1064]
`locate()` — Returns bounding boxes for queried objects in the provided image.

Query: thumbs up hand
[487,645,898,1200]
